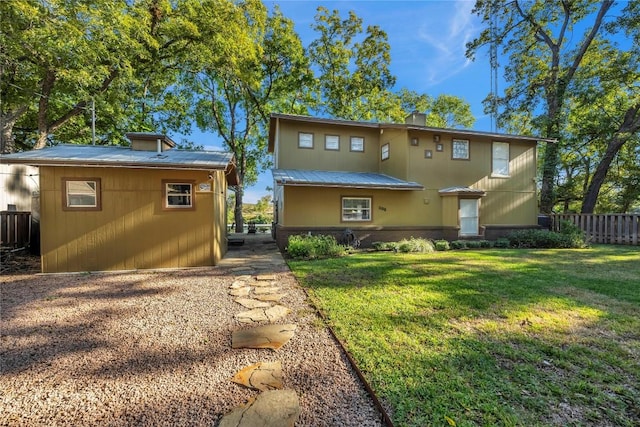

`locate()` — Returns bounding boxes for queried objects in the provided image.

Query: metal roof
[439,186,486,196]
[272,169,424,190]
[0,144,234,171]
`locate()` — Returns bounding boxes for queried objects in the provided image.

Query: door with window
[459,199,479,236]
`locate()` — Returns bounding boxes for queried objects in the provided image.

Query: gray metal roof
[439,186,486,195]
[0,144,234,171]
[272,169,424,190]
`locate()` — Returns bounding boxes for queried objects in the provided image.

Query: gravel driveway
[1,248,383,426]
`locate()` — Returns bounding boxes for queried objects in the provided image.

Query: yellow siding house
[268,113,554,249]
[0,133,236,273]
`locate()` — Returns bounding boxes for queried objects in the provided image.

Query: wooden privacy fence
[550,214,639,245]
[1,211,31,248]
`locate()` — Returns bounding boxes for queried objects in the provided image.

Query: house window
[492,141,510,177]
[164,180,194,209]
[325,135,340,151]
[342,197,371,221]
[452,139,470,160]
[381,143,390,160]
[298,132,314,149]
[350,136,364,152]
[62,178,101,211]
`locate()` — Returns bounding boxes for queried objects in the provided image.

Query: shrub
[466,240,483,249]
[558,220,589,248]
[372,241,398,251]
[396,237,435,253]
[450,240,467,250]
[434,240,450,251]
[506,226,588,249]
[479,240,493,248]
[494,238,510,248]
[287,234,347,259]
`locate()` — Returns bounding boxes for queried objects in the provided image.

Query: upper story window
[63,178,101,211]
[452,139,470,160]
[381,143,390,161]
[325,134,340,151]
[342,197,371,221]
[298,132,314,149]
[164,180,194,209]
[350,136,364,152]
[492,141,510,177]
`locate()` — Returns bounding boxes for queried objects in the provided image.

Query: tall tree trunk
[0,106,28,153]
[581,103,640,214]
[234,185,244,233]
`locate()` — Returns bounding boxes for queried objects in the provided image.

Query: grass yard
[288,245,640,426]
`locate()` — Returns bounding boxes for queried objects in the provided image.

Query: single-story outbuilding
[0,133,237,273]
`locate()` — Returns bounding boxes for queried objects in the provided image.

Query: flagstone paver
[235,305,290,324]
[231,361,283,391]
[218,389,300,427]
[256,274,277,281]
[229,287,251,297]
[229,280,247,289]
[232,324,297,350]
[234,297,272,309]
[254,293,286,302]
[253,286,280,295]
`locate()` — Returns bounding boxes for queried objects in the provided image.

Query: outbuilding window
[164,180,194,209]
[342,197,371,221]
[350,136,364,152]
[298,132,314,149]
[62,178,101,211]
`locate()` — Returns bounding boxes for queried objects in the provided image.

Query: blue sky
[184,1,495,203]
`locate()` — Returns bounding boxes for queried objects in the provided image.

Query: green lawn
[288,245,640,426]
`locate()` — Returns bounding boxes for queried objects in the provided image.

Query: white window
[452,139,470,160]
[298,132,313,148]
[63,178,101,210]
[342,197,371,221]
[325,135,339,150]
[164,181,193,209]
[492,141,510,176]
[350,136,364,152]
[381,143,390,160]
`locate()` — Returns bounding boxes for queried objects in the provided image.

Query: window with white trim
[164,181,194,209]
[492,141,510,176]
[452,139,470,160]
[350,136,364,152]
[298,132,313,148]
[325,134,339,150]
[342,197,371,221]
[63,178,101,211]
[381,143,390,160]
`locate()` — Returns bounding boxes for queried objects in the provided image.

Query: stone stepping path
[232,324,297,350]
[236,305,290,324]
[222,266,301,425]
[218,389,300,427]
[231,361,283,391]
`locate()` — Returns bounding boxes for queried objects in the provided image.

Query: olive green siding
[275,123,380,171]
[39,166,227,273]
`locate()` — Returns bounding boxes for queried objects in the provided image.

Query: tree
[186,2,311,232]
[308,7,397,121]
[466,0,616,213]
[398,89,475,128]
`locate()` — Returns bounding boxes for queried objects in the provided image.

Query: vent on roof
[405,112,426,126]
[126,133,176,152]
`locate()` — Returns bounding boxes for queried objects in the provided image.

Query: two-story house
[268,113,552,250]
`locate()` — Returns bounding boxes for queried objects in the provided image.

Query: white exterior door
[459,199,479,236]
